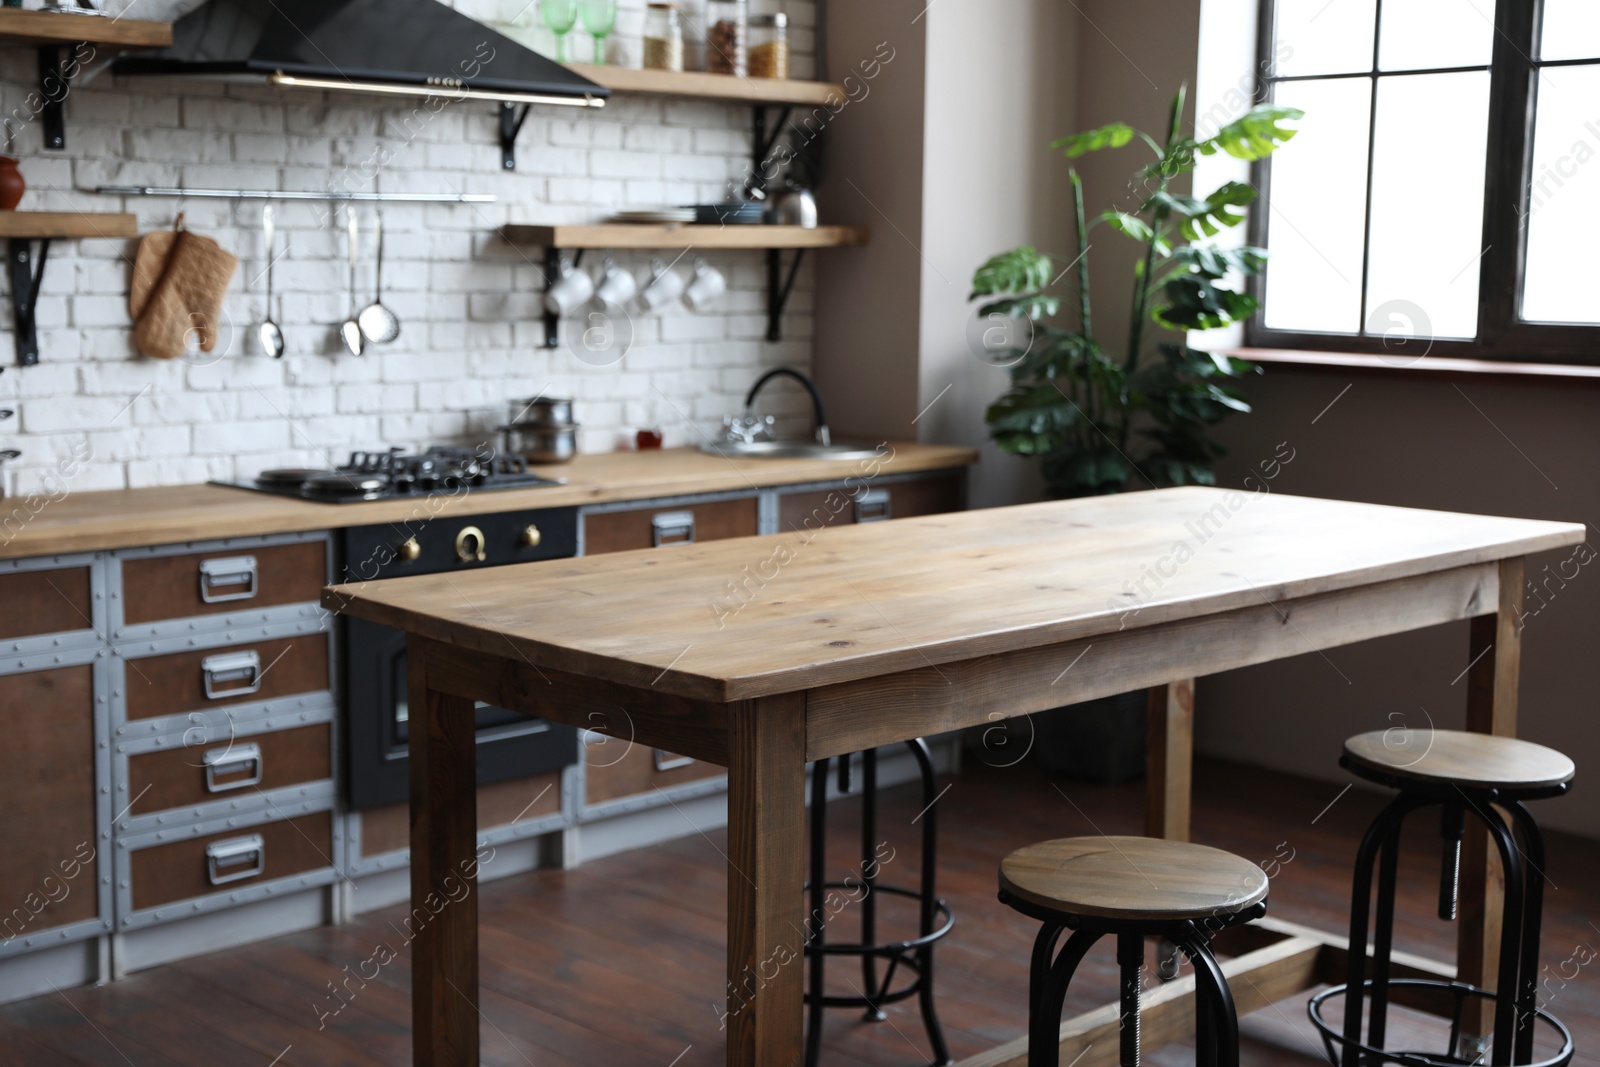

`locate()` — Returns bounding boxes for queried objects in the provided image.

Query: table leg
[726,693,807,1067]
[1145,679,1194,841]
[408,637,481,1067]
[1458,558,1522,1052]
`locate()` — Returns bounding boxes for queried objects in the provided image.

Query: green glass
[581,0,618,65]
[541,0,580,62]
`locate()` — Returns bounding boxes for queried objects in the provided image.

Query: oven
[340,506,581,810]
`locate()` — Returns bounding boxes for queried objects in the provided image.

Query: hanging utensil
[258,204,285,359]
[340,209,364,356]
[358,209,400,345]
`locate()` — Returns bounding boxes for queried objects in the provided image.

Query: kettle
[768,184,818,228]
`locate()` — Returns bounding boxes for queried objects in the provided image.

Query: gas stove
[217,446,565,503]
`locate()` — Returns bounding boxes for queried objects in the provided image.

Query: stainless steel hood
[112,0,608,110]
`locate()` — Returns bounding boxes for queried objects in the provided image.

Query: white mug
[544,256,595,316]
[683,256,727,312]
[638,256,686,311]
[593,256,638,308]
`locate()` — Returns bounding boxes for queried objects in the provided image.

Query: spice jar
[643,3,685,72]
[748,12,788,79]
[705,0,748,76]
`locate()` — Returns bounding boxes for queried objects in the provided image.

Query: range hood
[113,0,608,110]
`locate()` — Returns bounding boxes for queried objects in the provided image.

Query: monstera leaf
[1201,105,1303,160]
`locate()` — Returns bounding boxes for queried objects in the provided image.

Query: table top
[323,488,1584,702]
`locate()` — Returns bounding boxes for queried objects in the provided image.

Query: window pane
[1272,0,1376,77]
[1539,0,1600,62]
[1521,64,1600,324]
[1261,78,1371,334]
[1365,71,1491,340]
[1378,0,1494,70]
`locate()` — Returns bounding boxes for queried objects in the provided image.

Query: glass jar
[705,0,748,76]
[748,12,788,79]
[643,3,685,72]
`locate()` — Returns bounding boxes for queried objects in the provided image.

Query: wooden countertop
[324,487,1584,702]
[0,443,975,560]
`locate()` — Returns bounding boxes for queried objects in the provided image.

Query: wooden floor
[2,755,1595,1066]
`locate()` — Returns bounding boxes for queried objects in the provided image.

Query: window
[1250,0,1600,361]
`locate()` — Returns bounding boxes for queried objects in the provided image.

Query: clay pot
[0,158,24,211]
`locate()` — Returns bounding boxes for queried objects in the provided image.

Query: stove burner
[227,446,563,503]
[302,471,391,501]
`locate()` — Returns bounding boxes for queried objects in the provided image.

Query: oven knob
[397,538,422,562]
[454,525,487,564]
[520,524,542,548]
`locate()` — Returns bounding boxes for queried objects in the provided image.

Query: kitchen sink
[698,440,884,461]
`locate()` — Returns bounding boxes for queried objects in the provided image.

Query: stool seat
[999,836,1269,923]
[1343,729,1575,792]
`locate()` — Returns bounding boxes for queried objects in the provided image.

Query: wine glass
[540,0,579,62]
[581,0,618,65]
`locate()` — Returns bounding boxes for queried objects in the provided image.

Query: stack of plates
[690,201,766,225]
[610,208,697,224]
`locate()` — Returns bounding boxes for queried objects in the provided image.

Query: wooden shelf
[0,211,137,239]
[0,9,171,48]
[502,223,868,250]
[567,64,842,107]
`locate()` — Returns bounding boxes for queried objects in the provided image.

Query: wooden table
[323,487,1584,1067]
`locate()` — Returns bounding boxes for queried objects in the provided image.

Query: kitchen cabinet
[355,773,566,861]
[583,495,760,554]
[775,470,964,533]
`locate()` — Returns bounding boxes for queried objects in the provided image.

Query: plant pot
[0,157,25,211]
[1029,688,1148,784]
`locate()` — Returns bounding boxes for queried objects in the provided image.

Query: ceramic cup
[543,256,595,316]
[593,256,638,308]
[638,256,686,311]
[682,256,727,312]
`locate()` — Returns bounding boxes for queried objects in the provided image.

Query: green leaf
[1200,105,1303,161]
[985,385,1079,456]
[1178,182,1258,241]
[1053,122,1136,158]
[1098,211,1173,257]
[1171,244,1267,279]
[979,294,1061,321]
[970,246,1053,299]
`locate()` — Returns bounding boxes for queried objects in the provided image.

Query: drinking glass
[581,0,618,65]
[541,0,580,62]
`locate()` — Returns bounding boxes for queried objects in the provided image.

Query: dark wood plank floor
[2,755,1595,1066]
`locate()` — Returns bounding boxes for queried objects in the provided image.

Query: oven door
[344,616,577,810]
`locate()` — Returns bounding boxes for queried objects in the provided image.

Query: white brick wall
[0,0,826,495]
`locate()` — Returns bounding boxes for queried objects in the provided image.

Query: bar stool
[805,740,955,1067]
[998,836,1269,1067]
[1309,730,1576,1067]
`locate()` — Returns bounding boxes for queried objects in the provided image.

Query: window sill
[1220,346,1600,382]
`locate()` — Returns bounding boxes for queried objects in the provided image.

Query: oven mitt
[130,221,238,360]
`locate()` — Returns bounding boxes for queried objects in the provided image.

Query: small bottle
[748,13,788,79]
[643,3,685,72]
[705,0,748,76]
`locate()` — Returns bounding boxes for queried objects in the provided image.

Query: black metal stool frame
[804,738,955,1067]
[1001,890,1268,1067]
[1328,760,1571,1067]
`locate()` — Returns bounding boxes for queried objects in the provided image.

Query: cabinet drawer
[127,723,331,818]
[124,634,331,722]
[129,810,332,911]
[777,473,963,532]
[360,772,563,858]
[0,565,94,641]
[585,743,722,805]
[121,541,327,626]
[584,497,758,555]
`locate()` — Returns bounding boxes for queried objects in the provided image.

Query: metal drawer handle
[199,555,258,603]
[654,749,695,772]
[201,650,263,700]
[206,834,265,885]
[203,741,263,792]
[651,510,696,547]
[854,489,892,524]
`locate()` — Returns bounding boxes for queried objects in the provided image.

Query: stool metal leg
[1179,928,1242,1067]
[1506,801,1548,1065]
[1367,830,1403,1051]
[805,756,830,1067]
[1028,922,1065,1032]
[1033,929,1101,1067]
[1117,931,1143,1067]
[860,748,887,1021]
[908,738,954,1065]
[1439,801,1465,921]
[1341,794,1425,1067]
[1465,796,1527,1067]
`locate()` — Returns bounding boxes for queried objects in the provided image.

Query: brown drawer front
[0,566,94,640]
[585,745,722,805]
[584,497,758,555]
[129,811,332,911]
[124,634,331,722]
[121,541,327,626]
[361,773,564,858]
[888,473,963,519]
[778,474,963,533]
[127,723,332,817]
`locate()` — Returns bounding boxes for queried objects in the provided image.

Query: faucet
[742,367,832,446]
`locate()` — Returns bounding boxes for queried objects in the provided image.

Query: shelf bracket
[38,44,81,151]
[766,247,804,342]
[500,102,534,171]
[9,238,51,366]
[750,105,792,198]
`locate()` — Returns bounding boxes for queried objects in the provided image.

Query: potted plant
[968,88,1301,781]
